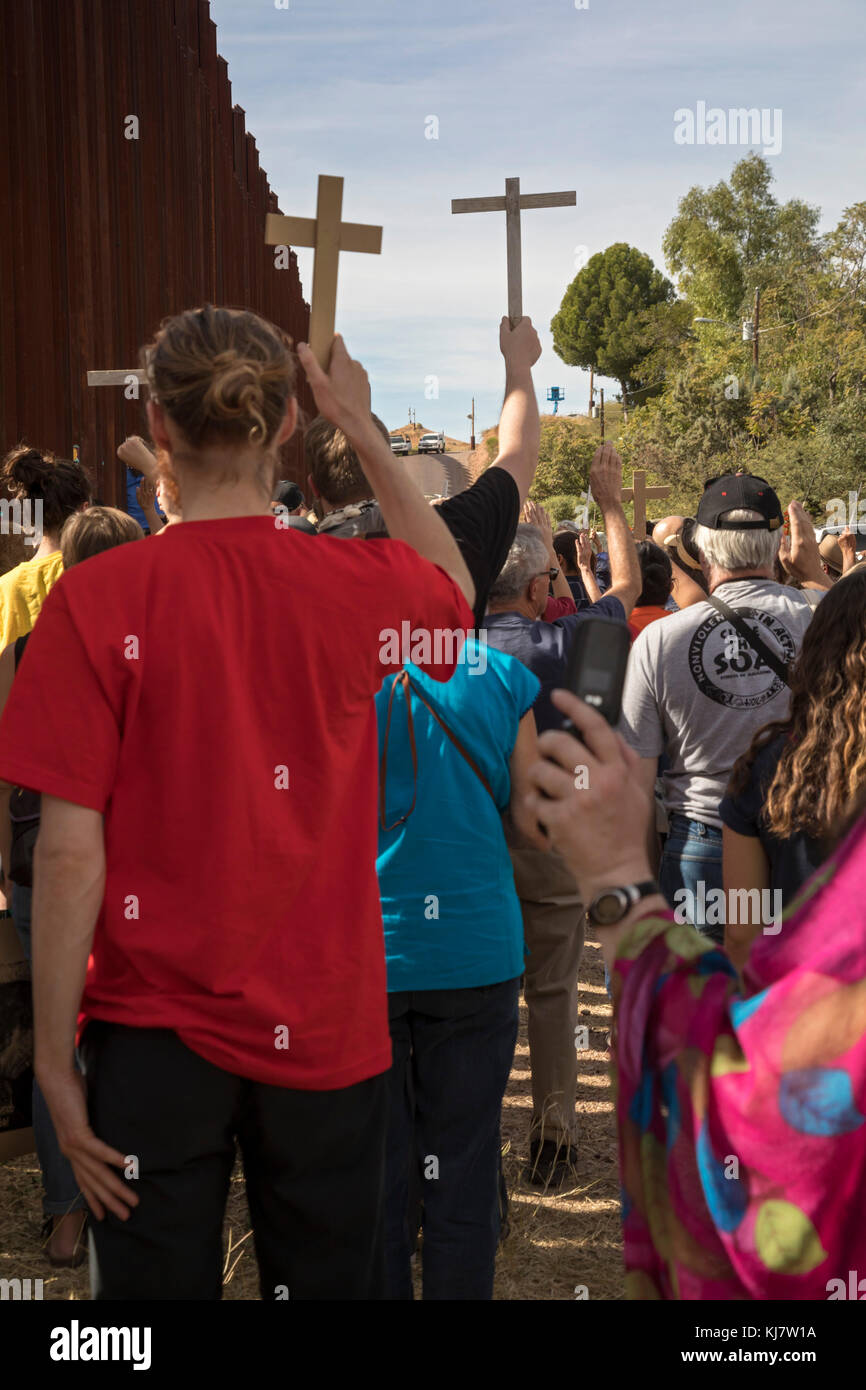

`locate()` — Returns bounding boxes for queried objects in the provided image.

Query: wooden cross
[451,177,576,326]
[621,468,672,541]
[265,174,382,368]
[86,369,144,395]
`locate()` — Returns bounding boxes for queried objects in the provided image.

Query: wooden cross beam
[621,468,672,541]
[265,174,383,368]
[451,177,576,326]
[86,370,145,394]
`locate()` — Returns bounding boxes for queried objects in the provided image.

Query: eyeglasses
[535,568,560,583]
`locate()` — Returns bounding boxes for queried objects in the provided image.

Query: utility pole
[467,397,476,451]
[753,287,760,371]
[599,387,605,443]
[588,367,594,417]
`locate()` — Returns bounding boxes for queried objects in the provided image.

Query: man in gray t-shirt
[619,474,821,942]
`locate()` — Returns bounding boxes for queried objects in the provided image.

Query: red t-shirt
[627,604,671,641]
[0,517,472,1089]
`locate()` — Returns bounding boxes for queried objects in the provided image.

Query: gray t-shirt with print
[619,579,815,828]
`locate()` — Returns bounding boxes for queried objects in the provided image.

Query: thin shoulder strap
[404,673,495,801]
[379,670,496,831]
[705,593,790,687]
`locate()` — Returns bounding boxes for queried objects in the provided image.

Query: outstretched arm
[589,446,642,617]
[577,531,603,603]
[780,500,832,591]
[524,500,571,599]
[839,527,858,575]
[298,337,475,611]
[489,318,542,506]
[117,436,159,484]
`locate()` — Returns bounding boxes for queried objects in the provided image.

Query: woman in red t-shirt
[0,306,477,1300]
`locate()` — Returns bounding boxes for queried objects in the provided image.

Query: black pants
[80,1023,387,1300]
[385,978,520,1300]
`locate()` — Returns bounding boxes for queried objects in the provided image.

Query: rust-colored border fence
[0,0,312,509]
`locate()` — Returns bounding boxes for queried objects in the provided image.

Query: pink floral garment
[613,814,866,1300]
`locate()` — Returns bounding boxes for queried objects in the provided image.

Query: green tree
[544,494,585,526]
[529,421,596,501]
[546,160,866,523]
[663,153,820,323]
[551,243,674,419]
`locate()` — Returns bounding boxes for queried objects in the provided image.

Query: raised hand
[523,498,553,552]
[297,335,372,442]
[589,443,623,510]
[499,316,542,370]
[839,526,858,573]
[577,530,594,569]
[136,476,158,512]
[781,500,826,586]
[525,688,652,898]
[117,436,158,480]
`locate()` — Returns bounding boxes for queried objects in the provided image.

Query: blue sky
[209,0,866,440]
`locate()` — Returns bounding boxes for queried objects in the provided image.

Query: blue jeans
[11,884,86,1217]
[385,977,519,1300]
[659,814,725,945]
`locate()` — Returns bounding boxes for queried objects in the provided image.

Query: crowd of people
[0,303,864,1301]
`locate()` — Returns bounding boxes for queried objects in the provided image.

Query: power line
[599,287,864,403]
[755,285,864,334]
[621,375,668,399]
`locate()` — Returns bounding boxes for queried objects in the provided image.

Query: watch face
[593,890,627,925]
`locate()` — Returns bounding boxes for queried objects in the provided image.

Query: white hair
[693,508,781,572]
[489,524,550,603]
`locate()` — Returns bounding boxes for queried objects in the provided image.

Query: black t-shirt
[436,467,520,628]
[719,731,827,906]
[317,467,520,629]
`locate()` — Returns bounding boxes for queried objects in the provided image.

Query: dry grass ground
[0,937,622,1302]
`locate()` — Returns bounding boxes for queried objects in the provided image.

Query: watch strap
[587,879,661,927]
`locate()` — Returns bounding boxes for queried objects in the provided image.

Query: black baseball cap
[696,473,783,531]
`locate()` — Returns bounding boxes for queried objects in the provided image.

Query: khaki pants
[506,818,584,1147]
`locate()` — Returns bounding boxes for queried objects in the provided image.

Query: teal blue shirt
[376,643,540,992]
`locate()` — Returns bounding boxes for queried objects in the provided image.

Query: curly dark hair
[728,570,866,841]
[2,445,91,531]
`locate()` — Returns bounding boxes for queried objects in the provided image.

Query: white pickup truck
[389,435,411,456]
[418,432,446,454]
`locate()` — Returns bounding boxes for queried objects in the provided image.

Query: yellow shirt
[0,550,64,650]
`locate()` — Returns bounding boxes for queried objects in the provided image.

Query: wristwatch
[586,880,661,928]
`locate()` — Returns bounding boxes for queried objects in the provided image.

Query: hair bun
[2,445,53,494]
[144,305,295,450]
[205,355,267,443]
